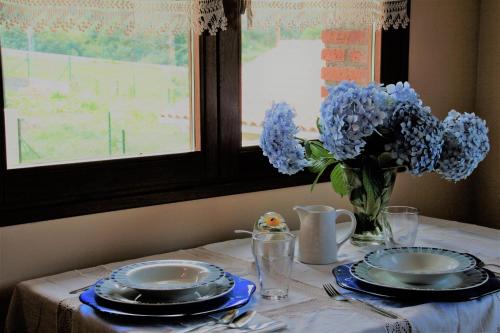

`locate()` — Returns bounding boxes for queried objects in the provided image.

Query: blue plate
[333,260,500,302]
[80,274,256,318]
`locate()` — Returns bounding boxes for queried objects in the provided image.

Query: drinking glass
[382,206,419,247]
[252,232,295,300]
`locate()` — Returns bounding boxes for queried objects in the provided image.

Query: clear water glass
[382,206,419,247]
[252,232,295,300]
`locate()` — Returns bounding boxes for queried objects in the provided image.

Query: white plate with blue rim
[350,260,488,291]
[95,273,235,306]
[110,260,226,297]
[363,247,477,284]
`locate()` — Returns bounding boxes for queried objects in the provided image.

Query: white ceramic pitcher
[294,205,357,264]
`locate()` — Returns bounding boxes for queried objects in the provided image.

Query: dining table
[4,216,500,333]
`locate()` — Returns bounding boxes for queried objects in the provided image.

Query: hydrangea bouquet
[260,81,490,246]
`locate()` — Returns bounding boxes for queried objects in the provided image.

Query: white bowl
[364,247,476,284]
[110,260,225,296]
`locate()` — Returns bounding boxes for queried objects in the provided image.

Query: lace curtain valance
[243,0,409,31]
[0,0,228,35]
[0,0,408,36]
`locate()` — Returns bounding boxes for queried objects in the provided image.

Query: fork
[323,283,400,320]
[69,284,94,294]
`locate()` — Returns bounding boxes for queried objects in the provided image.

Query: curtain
[0,0,408,36]
[243,0,409,30]
[0,0,227,35]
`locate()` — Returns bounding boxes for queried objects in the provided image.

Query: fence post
[108,112,112,155]
[121,129,126,154]
[17,118,22,164]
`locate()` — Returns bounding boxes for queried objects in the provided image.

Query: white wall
[0,0,490,326]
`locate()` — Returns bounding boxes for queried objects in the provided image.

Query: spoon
[197,310,256,332]
[228,310,257,329]
[187,309,239,333]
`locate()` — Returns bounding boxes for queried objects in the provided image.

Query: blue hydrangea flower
[386,81,422,106]
[319,81,389,160]
[260,102,309,175]
[436,110,490,181]
[386,82,444,175]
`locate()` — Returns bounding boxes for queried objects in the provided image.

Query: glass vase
[342,164,398,247]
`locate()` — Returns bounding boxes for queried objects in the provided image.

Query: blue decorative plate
[80,274,256,317]
[333,256,500,302]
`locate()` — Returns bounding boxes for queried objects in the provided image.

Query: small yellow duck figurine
[254,212,290,233]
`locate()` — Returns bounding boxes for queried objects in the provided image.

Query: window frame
[0,0,410,226]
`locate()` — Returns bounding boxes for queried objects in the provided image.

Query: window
[1,29,196,168]
[0,0,410,225]
[242,23,381,146]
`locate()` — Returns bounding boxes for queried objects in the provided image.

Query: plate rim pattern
[350,260,489,292]
[95,273,235,307]
[364,247,476,275]
[110,259,225,291]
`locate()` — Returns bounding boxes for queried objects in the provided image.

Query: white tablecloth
[5,216,500,333]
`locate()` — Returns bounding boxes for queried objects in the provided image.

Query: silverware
[245,320,286,332]
[323,283,400,320]
[228,310,257,328]
[69,284,94,294]
[185,309,242,333]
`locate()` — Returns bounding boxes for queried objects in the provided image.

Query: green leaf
[309,142,331,159]
[362,168,383,217]
[362,168,376,209]
[330,164,348,197]
[304,140,312,157]
[310,161,333,192]
[316,117,323,134]
[308,158,333,174]
[306,142,336,174]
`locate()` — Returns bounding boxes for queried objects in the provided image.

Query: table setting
[5,214,500,333]
[72,258,289,332]
[5,81,499,333]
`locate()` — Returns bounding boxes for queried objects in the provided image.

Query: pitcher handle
[335,209,357,247]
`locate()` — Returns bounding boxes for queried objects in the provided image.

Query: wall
[0,0,492,327]
[400,0,480,224]
[474,0,500,229]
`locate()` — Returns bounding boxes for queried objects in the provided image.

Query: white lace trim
[385,319,413,333]
[244,0,409,30]
[0,0,227,35]
[0,0,406,36]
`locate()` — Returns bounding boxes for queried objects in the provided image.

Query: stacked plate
[334,247,497,301]
[79,260,256,317]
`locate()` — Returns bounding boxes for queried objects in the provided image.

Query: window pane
[242,24,381,146]
[1,29,196,168]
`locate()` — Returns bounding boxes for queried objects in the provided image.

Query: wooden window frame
[0,0,410,226]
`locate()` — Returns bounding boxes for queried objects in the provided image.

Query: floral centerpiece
[260,81,490,246]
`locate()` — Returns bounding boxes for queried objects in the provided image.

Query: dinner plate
[95,273,235,306]
[333,263,500,302]
[351,260,488,291]
[110,260,225,295]
[364,247,476,284]
[80,274,256,318]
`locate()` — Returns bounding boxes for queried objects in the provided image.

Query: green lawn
[3,49,193,166]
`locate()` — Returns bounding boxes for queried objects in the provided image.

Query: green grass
[2,27,321,167]
[3,49,193,166]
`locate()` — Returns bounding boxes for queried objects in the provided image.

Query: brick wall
[321,29,381,97]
